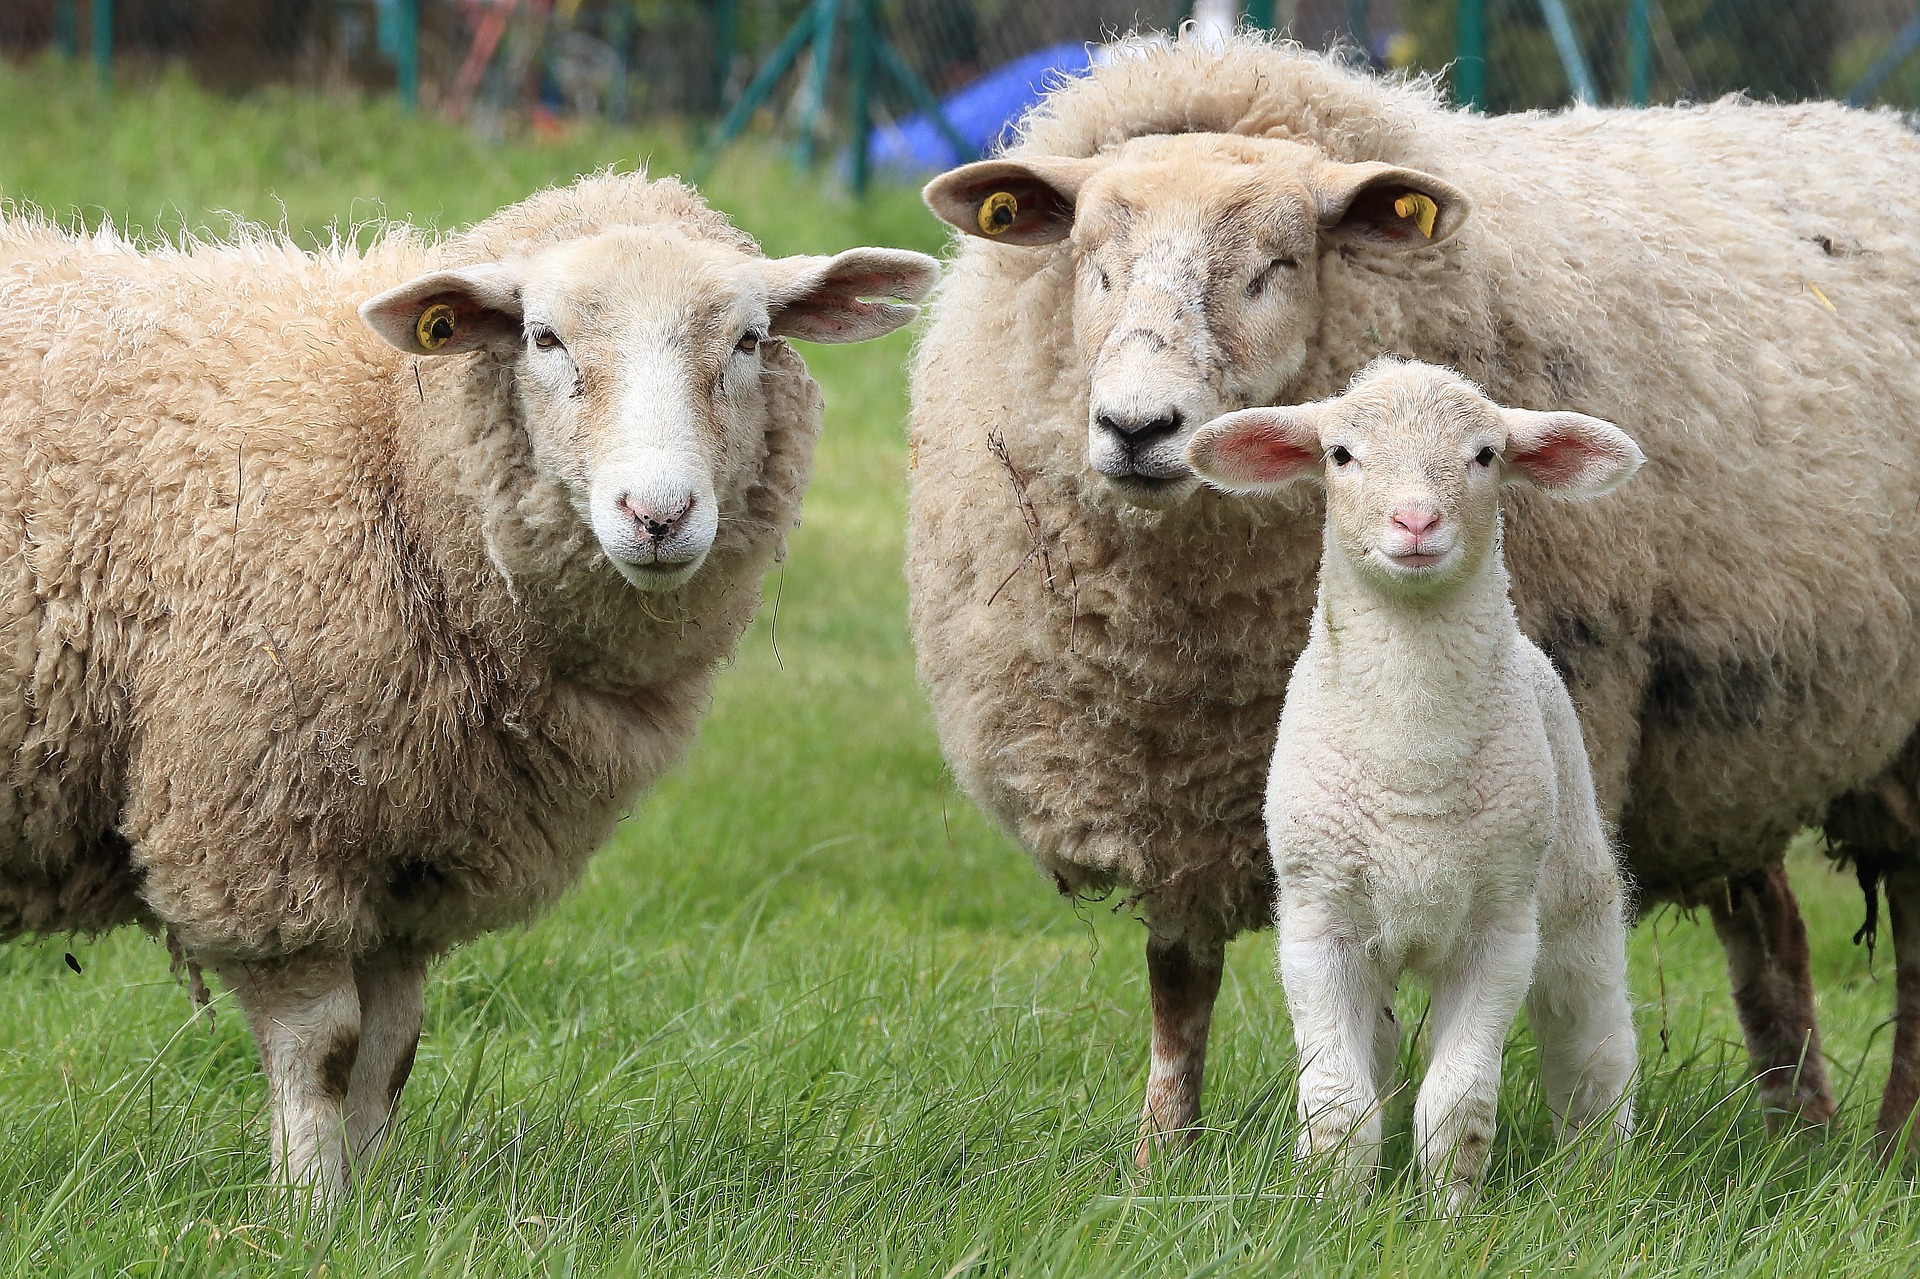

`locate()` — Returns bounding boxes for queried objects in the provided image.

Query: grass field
[0,58,1916,1277]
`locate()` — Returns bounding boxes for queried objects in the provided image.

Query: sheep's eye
[1329,446,1353,466]
[735,330,763,354]
[530,326,562,351]
[1475,446,1497,467]
[1247,257,1299,298]
[1092,265,1111,291]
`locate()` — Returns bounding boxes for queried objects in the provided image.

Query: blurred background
[2,1,1916,193]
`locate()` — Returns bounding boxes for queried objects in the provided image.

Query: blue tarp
[864,42,1096,176]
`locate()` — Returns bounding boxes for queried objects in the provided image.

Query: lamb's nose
[1391,509,1441,539]
[620,494,695,543]
[1095,409,1183,449]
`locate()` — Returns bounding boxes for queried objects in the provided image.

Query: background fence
[2,2,1917,181]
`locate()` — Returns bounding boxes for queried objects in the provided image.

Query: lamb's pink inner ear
[1187,410,1321,491]
[1504,410,1644,496]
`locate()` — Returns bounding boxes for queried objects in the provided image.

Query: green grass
[0,57,1915,1277]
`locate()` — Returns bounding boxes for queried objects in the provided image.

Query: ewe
[0,171,938,1194]
[1187,360,1639,1211]
[909,32,1920,1161]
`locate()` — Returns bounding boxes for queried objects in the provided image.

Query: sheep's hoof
[1131,1125,1197,1173]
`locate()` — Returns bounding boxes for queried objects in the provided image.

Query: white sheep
[0,171,938,1194]
[1187,359,1639,1209]
[908,32,1920,1159]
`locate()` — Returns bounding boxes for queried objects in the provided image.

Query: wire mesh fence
[2,2,1917,179]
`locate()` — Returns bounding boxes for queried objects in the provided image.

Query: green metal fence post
[394,0,420,112]
[55,0,78,58]
[92,0,112,87]
[1627,0,1651,104]
[846,0,876,193]
[793,0,840,169]
[1455,0,1485,109]
[1242,0,1276,30]
[710,0,737,109]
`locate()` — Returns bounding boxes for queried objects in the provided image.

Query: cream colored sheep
[1188,360,1639,1209]
[908,31,1920,1162]
[0,170,938,1194]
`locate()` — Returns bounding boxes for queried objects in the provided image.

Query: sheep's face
[924,135,1468,510]
[363,230,937,591]
[1185,360,1643,598]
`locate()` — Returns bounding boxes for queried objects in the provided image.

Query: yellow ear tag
[415,303,458,351]
[1394,192,1439,239]
[977,191,1019,235]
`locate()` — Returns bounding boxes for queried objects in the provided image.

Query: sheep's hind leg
[218,952,361,1198]
[1134,933,1226,1170]
[1707,861,1836,1128]
[1527,906,1635,1145]
[345,947,427,1172]
[1415,923,1537,1215]
[1873,865,1920,1156]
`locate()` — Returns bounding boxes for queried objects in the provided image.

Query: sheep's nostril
[620,494,695,542]
[1097,410,1183,446]
[1391,510,1441,539]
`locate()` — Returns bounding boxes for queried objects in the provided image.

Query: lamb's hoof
[1131,1125,1196,1174]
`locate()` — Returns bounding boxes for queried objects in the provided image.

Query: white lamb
[1185,359,1641,1209]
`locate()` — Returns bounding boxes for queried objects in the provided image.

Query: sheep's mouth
[609,555,703,592]
[1104,471,1198,509]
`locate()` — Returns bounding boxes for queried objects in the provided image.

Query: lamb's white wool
[1188,360,1640,1210]
[0,170,938,1195]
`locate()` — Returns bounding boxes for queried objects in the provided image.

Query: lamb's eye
[735,330,763,354]
[1475,446,1497,467]
[530,326,562,351]
[1330,446,1353,466]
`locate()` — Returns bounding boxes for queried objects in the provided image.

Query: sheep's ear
[1185,406,1324,493]
[921,156,1099,245]
[360,264,524,357]
[762,247,941,344]
[1500,409,1644,497]
[1315,161,1470,252]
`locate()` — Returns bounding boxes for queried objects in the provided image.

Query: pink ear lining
[1510,431,1620,489]
[1197,422,1319,486]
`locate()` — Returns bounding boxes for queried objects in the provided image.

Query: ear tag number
[978,191,1019,235]
[416,303,458,351]
[1393,192,1439,239]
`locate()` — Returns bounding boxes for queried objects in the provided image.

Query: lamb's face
[363,230,937,591]
[923,135,1468,511]
[1185,359,1645,598]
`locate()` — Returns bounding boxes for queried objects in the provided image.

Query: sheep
[906,29,1920,1164]
[0,170,939,1194]
[1185,359,1640,1209]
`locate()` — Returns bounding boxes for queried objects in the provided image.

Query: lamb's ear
[360,264,524,357]
[921,156,1100,245]
[1315,161,1470,252]
[762,248,941,344]
[1185,406,1324,493]
[1500,409,1645,497]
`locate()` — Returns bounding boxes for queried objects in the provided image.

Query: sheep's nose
[1391,509,1441,539]
[620,494,695,543]
[1095,409,1183,449]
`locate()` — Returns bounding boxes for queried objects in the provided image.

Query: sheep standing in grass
[1187,361,1639,1209]
[0,171,938,1194]
[909,31,1920,1162]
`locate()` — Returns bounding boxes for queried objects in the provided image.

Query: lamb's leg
[1134,933,1226,1169]
[218,953,361,1197]
[1415,923,1537,1215]
[1280,925,1393,1192]
[1527,905,1636,1144]
[1707,861,1836,1127]
[345,947,427,1171]
[1875,865,1920,1155]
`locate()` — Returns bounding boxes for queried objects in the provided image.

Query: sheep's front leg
[1280,925,1393,1192]
[345,947,427,1170]
[1415,923,1536,1215]
[1134,933,1226,1169]
[218,953,361,1197]
[1707,862,1836,1127]
[1875,865,1920,1156]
